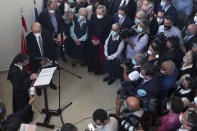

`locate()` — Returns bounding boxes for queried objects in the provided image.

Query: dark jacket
[38,9,63,35]
[114,12,134,28]
[109,0,137,20]
[26,30,52,72]
[88,14,113,44]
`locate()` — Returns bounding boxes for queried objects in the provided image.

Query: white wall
[0,0,43,71]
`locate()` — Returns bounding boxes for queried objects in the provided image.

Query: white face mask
[194,16,197,23]
[49,10,55,14]
[157,18,163,24]
[179,114,183,123]
[34,33,41,37]
[160,69,167,75]
[147,49,152,55]
[194,97,197,105]
[97,14,103,19]
[139,72,144,79]
[57,2,61,7]
[118,14,124,18]
[166,103,170,110]
[96,125,104,129]
[137,25,143,33]
[79,15,85,21]
[160,0,166,7]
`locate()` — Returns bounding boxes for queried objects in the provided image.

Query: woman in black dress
[7,53,37,122]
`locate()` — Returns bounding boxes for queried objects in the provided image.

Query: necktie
[38,36,44,56]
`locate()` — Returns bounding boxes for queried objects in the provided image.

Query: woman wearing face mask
[177,50,195,81]
[172,77,194,107]
[156,96,184,131]
[7,53,38,123]
[146,42,160,65]
[189,12,197,25]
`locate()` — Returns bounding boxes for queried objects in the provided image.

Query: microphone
[35,57,49,61]
[29,87,36,97]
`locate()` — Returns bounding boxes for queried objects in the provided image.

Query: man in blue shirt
[159,60,178,99]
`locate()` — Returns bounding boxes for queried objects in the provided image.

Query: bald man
[159,60,178,99]
[26,22,57,95]
[126,97,144,118]
[184,24,197,51]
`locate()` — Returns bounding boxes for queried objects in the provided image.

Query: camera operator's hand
[74,39,81,45]
[105,56,108,60]
[40,60,47,66]
[92,40,100,45]
[53,38,61,44]
[28,97,36,105]
[120,64,127,70]
[30,73,38,80]
[122,38,129,43]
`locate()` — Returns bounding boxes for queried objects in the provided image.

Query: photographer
[103,23,125,85]
[116,63,160,116]
[120,53,146,83]
[120,96,145,131]
[125,19,149,59]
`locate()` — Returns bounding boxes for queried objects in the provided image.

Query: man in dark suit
[113,5,134,29]
[26,22,57,96]
[39,0,63,63]
[26,22,52,73]
[115,63,160,116]
[155,0,177,21]
[183,24,197,51]
[109,0,136,20]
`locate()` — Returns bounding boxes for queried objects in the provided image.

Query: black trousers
[88,44,100,73]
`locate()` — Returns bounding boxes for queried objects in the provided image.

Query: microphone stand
[44,55,82,126]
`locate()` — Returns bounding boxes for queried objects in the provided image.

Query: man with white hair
[70,8,89,67]
[88,5,113,74]
[103,23,125,85]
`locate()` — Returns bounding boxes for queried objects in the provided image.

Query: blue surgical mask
[111,30,117,37]
[67,0,73,4]
[160,0,166,7]
[137,25,143,33]
[132,58,136,65]
[135,18,140,25]
[183,58,188,64]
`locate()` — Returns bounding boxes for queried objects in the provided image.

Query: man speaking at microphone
[26,22,57,96]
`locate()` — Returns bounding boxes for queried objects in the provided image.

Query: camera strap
[138,32,148,41]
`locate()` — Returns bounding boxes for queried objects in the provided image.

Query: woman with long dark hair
[7,53,37,123]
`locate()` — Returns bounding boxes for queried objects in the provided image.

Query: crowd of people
[1,0,197,130]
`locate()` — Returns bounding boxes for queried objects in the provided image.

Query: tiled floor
[0,59,120,131]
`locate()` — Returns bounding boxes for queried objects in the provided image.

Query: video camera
[120,114,143,131]
[116,57,133,68]
[119,26,138,39]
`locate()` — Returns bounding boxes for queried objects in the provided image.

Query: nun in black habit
[7,53,37,123]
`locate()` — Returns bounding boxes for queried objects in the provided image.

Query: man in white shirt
[92,109,118,131]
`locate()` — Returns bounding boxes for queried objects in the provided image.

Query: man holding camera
[116,63,160,117]
[124,19,149,59]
